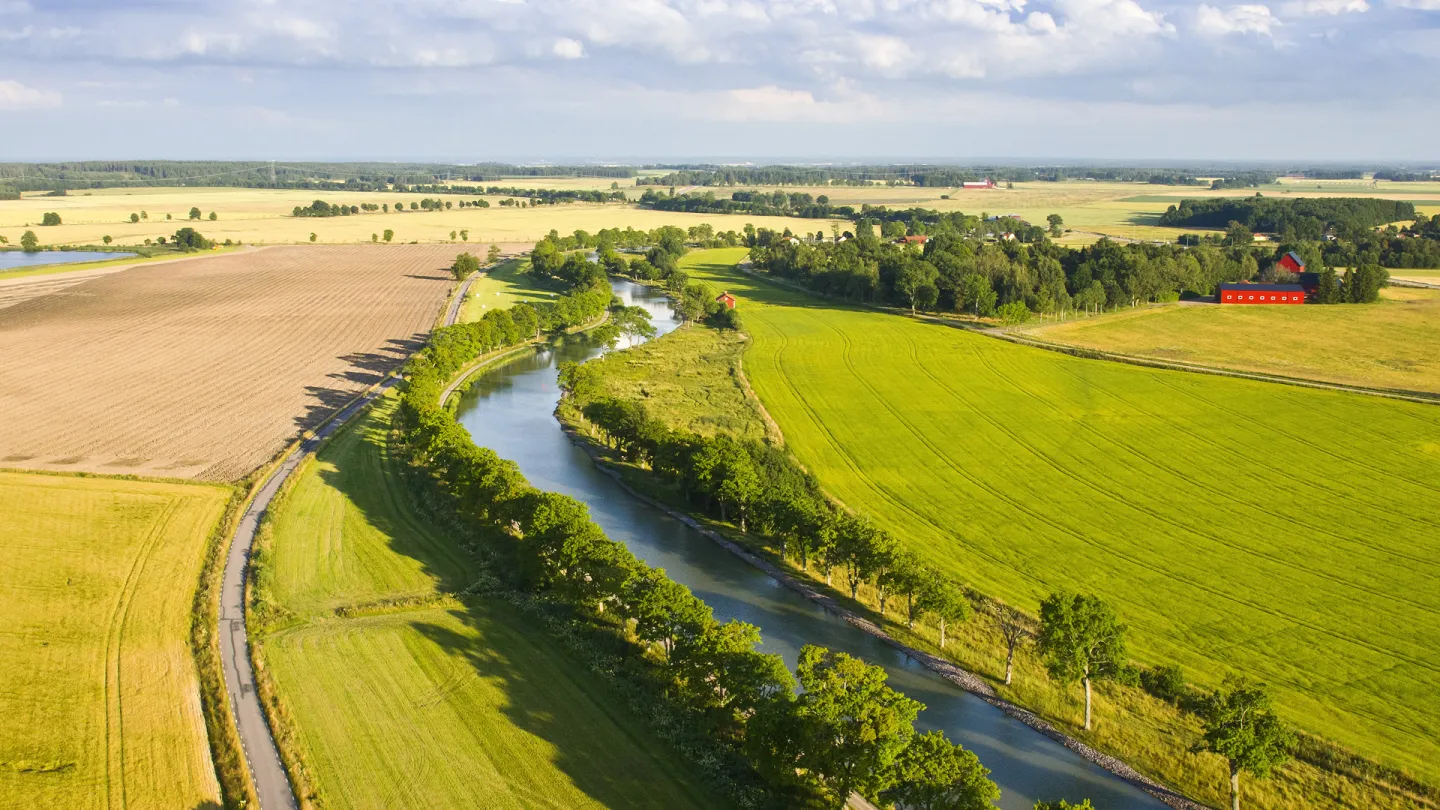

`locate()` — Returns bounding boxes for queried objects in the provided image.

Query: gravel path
[217,265,474,809]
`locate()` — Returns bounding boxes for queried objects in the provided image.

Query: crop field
[0,245,456,480]
[255,394,721,810]
[0,186,841,248]
[1024,287,1440,395]
[679,180,1440,245]
[459,258,564,322]
[0,470,230,809]
[688,259,1440,782]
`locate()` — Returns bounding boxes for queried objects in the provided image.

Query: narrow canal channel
[454,278,1167,810]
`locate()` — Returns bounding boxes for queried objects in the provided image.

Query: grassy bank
[458,258,564,322]
[0,470,231,809]
[1022,287,1440,395]
[248,393,722,810]
[561,253,1440,807]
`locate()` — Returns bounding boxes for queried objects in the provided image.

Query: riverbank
[556,281,1439,810]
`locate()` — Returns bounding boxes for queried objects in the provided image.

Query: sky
[1,0,1438,163]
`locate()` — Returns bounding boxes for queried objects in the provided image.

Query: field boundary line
[558,421,1209,810]
[217,257,469,810]
[735,261,1440,407]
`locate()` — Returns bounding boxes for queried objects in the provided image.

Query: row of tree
[562,310,1297,809]
[395,281,1004,809]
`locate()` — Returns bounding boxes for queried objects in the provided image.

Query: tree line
[393,271,1005,809]
[560,316,1297,810]
[1159,196,1415,240]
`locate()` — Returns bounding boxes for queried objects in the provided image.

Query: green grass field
[1024,287,1440,395]
[688,259,1440,783]
[0,470,230,809]
[459,258,564,323]
[253,393,721,810]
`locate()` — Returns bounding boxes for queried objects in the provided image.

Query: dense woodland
[1158,197,1415,237]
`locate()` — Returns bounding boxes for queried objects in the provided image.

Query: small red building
[898,234,929,245]
[716,292,737,309]
[1278,251,1306,273]
[1217,282,1306,305]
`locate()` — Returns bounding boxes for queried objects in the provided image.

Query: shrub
[996,300,1031,324]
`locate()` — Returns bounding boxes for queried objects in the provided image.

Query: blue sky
[1,0,1437,162]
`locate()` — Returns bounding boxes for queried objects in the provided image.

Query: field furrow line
[957,339,1440,579]
[102,496,183,810]
[807,312,1440,681]
[1147,373,1440,496]
[1026,349,1440,539]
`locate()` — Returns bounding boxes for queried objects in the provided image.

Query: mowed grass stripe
[0,471,229,809]
[258,393,721,810]
[692,261,1440,779]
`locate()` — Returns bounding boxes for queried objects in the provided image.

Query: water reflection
[454,280,1166,810]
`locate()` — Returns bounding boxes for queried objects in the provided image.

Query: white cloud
[552,37,585,59]
[1385,0,1440,7]
[1281,0,1369,12]
[1195,4,1279,36]
[0,78,60,109]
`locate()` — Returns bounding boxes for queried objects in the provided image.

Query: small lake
[453,278,1168,810]
[0,250,135,271]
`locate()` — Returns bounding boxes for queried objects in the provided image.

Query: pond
[0,250,135,271]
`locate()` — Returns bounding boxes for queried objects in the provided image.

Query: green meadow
[252,393,720,810]
[688,258,1440,783]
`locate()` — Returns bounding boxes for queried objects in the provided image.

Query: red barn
[1278,251,1306,273]
[899,234,929,245]
[715,292,737,309]
[1217,282,1306,305]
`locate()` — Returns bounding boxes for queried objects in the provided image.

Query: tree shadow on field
[308,412,707,810]
[191,802,222,810]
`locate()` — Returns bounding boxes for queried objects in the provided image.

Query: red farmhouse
[715,292,737,309]
[1217,282,1306,305]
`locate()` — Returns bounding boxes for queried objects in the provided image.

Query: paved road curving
[217,267,479,809]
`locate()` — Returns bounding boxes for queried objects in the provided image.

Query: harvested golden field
[0,470,231,809]
[0,245,457,480]
[1024,287,1440,395]
[0,186,842,248]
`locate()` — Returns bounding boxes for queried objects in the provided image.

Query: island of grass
[249,393,721,810]
[563,249,1440,804]
[458,257,565,323]
[0,470,232,809]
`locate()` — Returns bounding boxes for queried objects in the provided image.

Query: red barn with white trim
[1217,282,1306,305]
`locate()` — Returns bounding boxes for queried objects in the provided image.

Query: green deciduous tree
[1036,592,1127,730]
[102,235,112,245]
[309,232,317,242]
[880,730,999,810]
[208,211,217,221]
[383,229,394,243]
[1198,678,1295,810]
[188,207,202,220]
[1034,800,1095,810]
[41,212,61,226]
[1047,214,1065,238]
[917,572,970,648]
[487,244,501,264]
[20,230,39,252]
[452,251,480,280]
[792,645,924,807]
[130,213,139,223]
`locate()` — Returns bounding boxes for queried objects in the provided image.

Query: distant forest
[1159,197,1416,239]
[0,161,1433,198]
[0,161,634,194]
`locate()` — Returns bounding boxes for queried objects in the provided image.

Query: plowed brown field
[0,245,457,480]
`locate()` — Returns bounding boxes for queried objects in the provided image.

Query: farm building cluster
[1218,251,1317,305]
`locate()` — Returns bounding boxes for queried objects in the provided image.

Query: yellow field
[0,470,231,809]
[1025,287,1440,395]
[0,186,841,248]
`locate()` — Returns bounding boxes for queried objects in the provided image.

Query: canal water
[0,250,134,271]
[454,278,1166,810]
